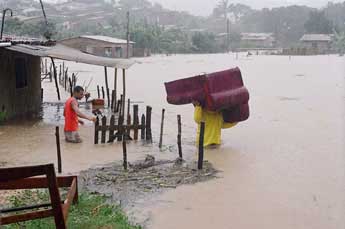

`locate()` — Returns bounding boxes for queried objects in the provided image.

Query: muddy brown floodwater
[0,53,344,229]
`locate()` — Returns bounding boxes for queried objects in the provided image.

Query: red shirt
[64,97,78,131]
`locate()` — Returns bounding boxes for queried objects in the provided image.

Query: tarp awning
[4,44,135,69]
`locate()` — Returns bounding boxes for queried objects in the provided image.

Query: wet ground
[0,53,344,229]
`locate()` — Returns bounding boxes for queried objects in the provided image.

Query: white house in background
[240,33,275,48]
[300,34,333,54]
[59,35,135,58]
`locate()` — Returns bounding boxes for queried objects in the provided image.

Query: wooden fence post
[141,114,146,140]
[198,122,205,170]
[122,134,128,170]
[50,58,60,101]
[55,126,62,173]
[72,73,77,88]
[114,68,117,110]
[122,69,126,119]
[101,86,105,99]
[116,100,121,113]
[146,106,152,142]
[117,115,124,142]
[133,105,139,140]
[64,68,68,90]
[69,78,73,97]
[119,94,123,116]
[94,117,99,144]
[59,64,62,83]
[127,99,130,120]
[62,62,65,83]
[101,116,107,144]
[177,115,182,158]
[109,115,115,142]
[159,109,165,149]
[111,90,115,111]
[104,67,110,108]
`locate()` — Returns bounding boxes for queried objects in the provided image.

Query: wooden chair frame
[0,164,78,229]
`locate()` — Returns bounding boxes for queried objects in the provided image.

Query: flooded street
[0,53,344,228]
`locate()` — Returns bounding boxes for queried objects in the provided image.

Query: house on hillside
[240,33,275,48]
[300,34,333,54]
[59,35,135,58]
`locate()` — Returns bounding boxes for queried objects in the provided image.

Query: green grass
[3,190,141,229]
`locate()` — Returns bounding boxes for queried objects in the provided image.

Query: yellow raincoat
[194,105,237,147]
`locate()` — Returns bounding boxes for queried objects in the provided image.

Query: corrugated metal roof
[241,33,274,41]
[300,34,332,42]
[81,35,135,44]
[3,44,135,69]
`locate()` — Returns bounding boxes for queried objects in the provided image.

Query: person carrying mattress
[193,101,237,148]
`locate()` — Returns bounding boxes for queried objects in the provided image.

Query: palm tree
[216,0,230,20]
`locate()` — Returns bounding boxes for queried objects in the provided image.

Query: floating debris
[79,155,218,207]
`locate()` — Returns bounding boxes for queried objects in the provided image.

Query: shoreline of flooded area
[0,53,344,229]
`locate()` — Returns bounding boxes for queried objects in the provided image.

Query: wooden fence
[94,105,152,144]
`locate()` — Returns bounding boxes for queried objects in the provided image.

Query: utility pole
[0,8,13,40]
[126,11,130,58]
[39,0,48,25]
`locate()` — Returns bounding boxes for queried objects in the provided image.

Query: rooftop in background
[80,35,135,44]
[2,44,135,69]
[241,33,275,41]
[300,34,333,42]
[0,35,55,46]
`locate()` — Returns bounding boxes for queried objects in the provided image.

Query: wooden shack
[0,46,42,119]
[300,34,333,54]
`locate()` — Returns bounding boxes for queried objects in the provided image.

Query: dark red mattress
[222,103,250,123]
[205,68,249,111]
[164,67,250,123]
[164,75,206,105]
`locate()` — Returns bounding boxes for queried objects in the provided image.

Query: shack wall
[0,49,41,120]
[301,41,331,54]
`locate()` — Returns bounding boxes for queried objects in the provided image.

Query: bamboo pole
[122,69,126,117]
[50,58,61,101]
[55,126,62,173]
[198,122,205,170]
[123,134,128,170]
[104,66,110,107]
[159,109,165,149]
[114,68,117,111]
[68,78,73,97]
[177,115,182,158]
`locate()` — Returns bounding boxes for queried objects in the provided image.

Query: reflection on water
[40,102,93,125]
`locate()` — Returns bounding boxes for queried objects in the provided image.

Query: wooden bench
[0,164,78,229]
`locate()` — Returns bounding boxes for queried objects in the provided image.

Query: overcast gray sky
[151,0,344,16]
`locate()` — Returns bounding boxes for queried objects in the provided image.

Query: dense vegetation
[1,0,345,53]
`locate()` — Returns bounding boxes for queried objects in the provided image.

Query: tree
[333,30,345,55]
[192,32,218,53]
[304,11,333,34]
